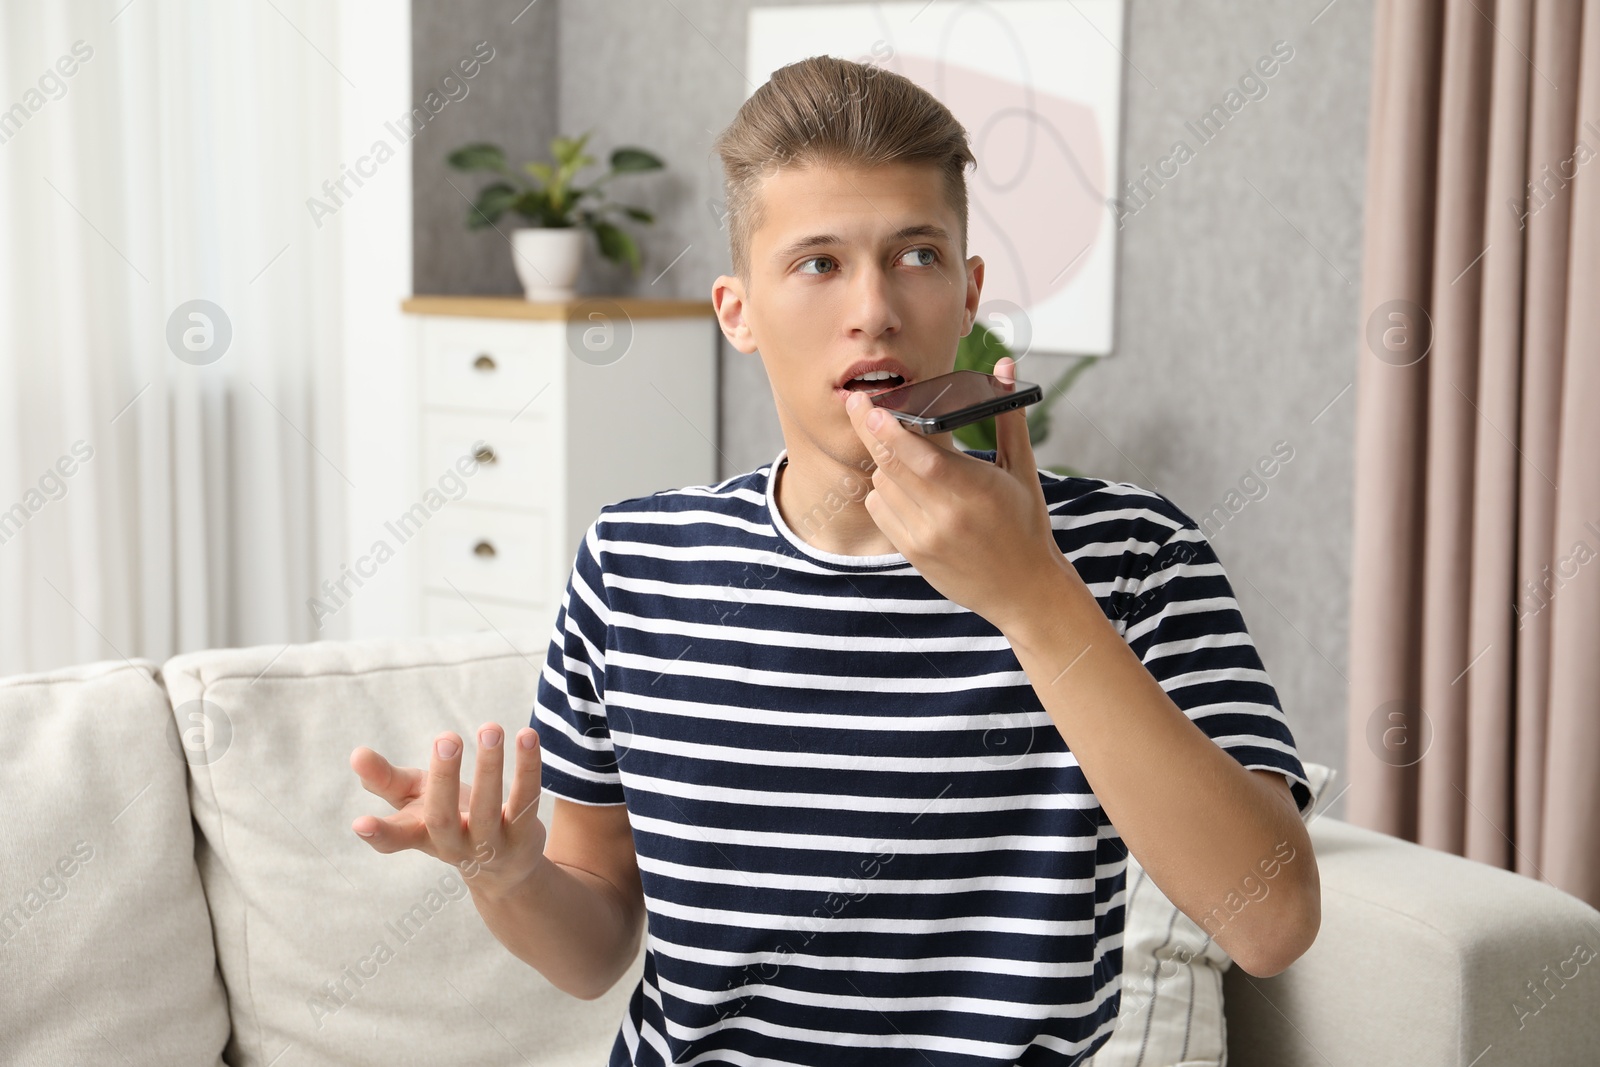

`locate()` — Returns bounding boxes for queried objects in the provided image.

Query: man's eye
[797,256,836,275]
[900,247,937,267]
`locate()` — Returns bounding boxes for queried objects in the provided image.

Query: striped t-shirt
[531,446,1313,1067]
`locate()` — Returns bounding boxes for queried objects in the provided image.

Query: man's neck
[774,436,956,558]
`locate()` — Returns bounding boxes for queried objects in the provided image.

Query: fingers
[353,727,537,866]
[349,745,422,811]
[424,732,466,851]
[862,477,915,550]
[351,812,434,856]
[846,391,935,497]
[468,722,505,840]
[990,356,1037,477]
[506,726,544,830]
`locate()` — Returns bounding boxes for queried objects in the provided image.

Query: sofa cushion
[0,658,230,1066]
[1083,761,1340,1066]
[1226,812,1600,1067]
[160,630,642,1067]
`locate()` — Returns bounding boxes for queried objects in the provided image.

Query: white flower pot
[510,227,585,301]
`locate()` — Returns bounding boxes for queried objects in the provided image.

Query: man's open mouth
[838,373,905,394]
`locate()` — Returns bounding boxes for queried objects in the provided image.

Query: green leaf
[1043,355,1097,405]
[620,205,654,223]
[593,220,640,273]
[523,161,554,186]
[611,146,665,173]
[558,154,595,184]
[511,189,558,226]
[551,131,592,167]
[949,320,1097,453]
[1026,404,1052,442]
[466,181,519,228]
[447,142,509,173]
[954,320,1013,373]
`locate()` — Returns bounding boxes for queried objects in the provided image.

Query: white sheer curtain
[0,1,409,674]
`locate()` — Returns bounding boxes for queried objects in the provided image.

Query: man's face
[713,161,984,470]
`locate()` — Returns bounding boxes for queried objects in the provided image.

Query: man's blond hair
[712,54,976,284]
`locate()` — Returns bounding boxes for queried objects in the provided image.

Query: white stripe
[599,536,836,576]
[638,1003,677,1066]
[1153,665,1276,689]
[555,598,607,681]
[645,894,1098,938]
[1203,732,1300,762]
[537,746,619,789]
[608,608,1014,653]
[646,929,1122,981]
[570,550,612,630]
[617,992,640,1061]
[1144,630,1254,660]
[609,648,1026,693]
[1179,700,1291,726]
[1046,502,1173,530]
[605,573,967,614]
[537,660,601,717]
[1060,535,1171,566]
[601,508,772,537]
[608,671,1047,730]
[1132,555,1227,593]
[604,769,1099,816]
[651,963,1114,1024]
[636,851,1123,897]
[627,811,1092,857]
[532,696,602,747]
[605,557,1145,613]
[1123,595,1244,644]
[651,971,1113,1061]
[606,730,1081,775]
[1024,1013,1121,1058]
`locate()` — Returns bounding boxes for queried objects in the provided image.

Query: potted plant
[952,321,1096,477]
[447,130,665,301]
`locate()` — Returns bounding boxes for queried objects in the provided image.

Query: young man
[351,55,1318,1066]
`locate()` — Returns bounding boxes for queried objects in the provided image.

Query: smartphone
[867,368,1043,435]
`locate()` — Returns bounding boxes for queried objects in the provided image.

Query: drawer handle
[474,444,497,465]
[472,353,497,372]
[472,540,497,558]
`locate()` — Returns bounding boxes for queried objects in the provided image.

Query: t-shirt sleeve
[1117,508,1315,819]
[530,518,628,807]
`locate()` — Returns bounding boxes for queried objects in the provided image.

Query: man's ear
[963,254,985,334]
[712,274,758,355]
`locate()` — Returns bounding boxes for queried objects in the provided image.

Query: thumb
[991,356,1037,479]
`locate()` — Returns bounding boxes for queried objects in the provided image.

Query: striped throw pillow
[1079,761,1340,1067]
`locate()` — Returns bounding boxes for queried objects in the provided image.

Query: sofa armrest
[1223,815,1600,1067]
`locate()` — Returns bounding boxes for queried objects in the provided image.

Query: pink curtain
[1347,0,1599,908]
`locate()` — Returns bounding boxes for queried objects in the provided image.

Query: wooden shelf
[402,294,715,321]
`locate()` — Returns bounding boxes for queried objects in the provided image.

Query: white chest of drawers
[400,295,719,639]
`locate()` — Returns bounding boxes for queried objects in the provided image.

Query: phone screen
[869,369,1017,419]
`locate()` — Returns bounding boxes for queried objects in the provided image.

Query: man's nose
[844,265,901,335]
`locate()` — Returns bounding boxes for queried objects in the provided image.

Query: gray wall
[413,0,1373,806]
[412,0,561,296]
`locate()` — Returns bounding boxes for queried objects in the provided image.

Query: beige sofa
[3,631,1597,1065]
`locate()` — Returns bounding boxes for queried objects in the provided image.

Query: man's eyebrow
[770,224,954,263]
